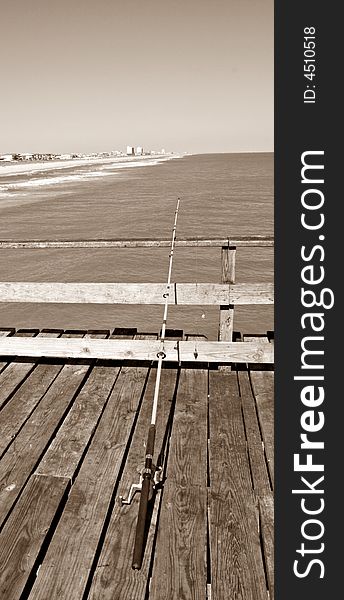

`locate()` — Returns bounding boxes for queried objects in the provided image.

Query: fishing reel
[119,463,163,506]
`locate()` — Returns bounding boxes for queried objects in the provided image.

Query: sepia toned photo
[0,1,273,598]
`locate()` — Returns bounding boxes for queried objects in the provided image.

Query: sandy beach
[0,153,183,209]
[0,153,179,177]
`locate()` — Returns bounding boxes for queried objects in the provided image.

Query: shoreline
[0,153,181,177]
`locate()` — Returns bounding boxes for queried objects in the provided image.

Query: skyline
[0,0,273,155]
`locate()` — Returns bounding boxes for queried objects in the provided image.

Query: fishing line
[150,196,180,426]
[120,197,181,571]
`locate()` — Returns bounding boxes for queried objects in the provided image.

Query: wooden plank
[243,335,274,595]
[180,341,273,364]
[219,308,233,342]
[89,354,180,599]
[33,329,120,479]
[221,246,236,284]
[229,283,274,305]
[0,474,69,600]
[0,338,274,363]
[176,284,229,305]
[0,329,15,375]
[28,338,154,600]
[36,362,121,478]
[259,495,274,599]
[0,360,63,456]
[149,360,208,600]
[0,282,177,305]
[243,336,274,487]
[208,370,268,600]
[0,282,273,306]
[0,330,52,410]
[0,329,14,337]
[0,362,91,529]
[219,246,235,342]
[238,371,271,495]
[0,236,274,249]
[0,330,70,456]
[238,371,274,597]
[180,282,272,306]
[249,370,274,488]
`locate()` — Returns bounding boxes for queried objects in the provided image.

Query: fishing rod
[119,197,181,570]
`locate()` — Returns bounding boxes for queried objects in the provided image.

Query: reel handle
[132,424,156,570]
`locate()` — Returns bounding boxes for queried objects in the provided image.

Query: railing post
[219,246,236,341]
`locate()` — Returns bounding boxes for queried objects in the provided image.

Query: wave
[0,155,180,197]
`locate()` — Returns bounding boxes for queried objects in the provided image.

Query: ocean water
[0,153,273,338]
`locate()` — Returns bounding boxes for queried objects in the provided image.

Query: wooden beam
[0,474,70,599]
[219,246,236,343]
[0,282,176,305]
[28,339,153,599]
[208,371,268,599]
[89,356,181,598]
[0,282,273,305]
[0,236,274,249]
[0,330,56,411]
[229,282,274,304]
[238,370,274,596]
[0,337,274,363]
[150,343,208,599]
[221,246,236,284]
[180,341,273,364]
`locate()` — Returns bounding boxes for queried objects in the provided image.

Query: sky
[0,0,273,155]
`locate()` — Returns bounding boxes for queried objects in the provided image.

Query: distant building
[0,154,13,161]
[58,154,72,160]
[126,146,135,155]
[136,146,144,156]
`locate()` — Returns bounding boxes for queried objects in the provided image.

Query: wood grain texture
[0,330,55,410]
[0,362,90,529]
[249,370,274,488]
[180,341,273,364]
[238,371,274,598]
[221,246,236,284]
[0,329,14,375]
[258,494,274,599]
[89,364,179,600]
[0,361,63,455]
[238,371,271,496]
[0,474,69,600]
[0,236,274,249]
[149,363,208,600]
[28,338,154,600]
[0,338,274,363]
[0,282,179,304]
[229,283,273,305]
[208,370,268,600]
[0,282,273,306]
[0,331,65,456]
[36,363,121,479]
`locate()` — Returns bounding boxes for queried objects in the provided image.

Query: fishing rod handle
[132,475,151,569]
[146,423,156,457]
[132,424,156,570]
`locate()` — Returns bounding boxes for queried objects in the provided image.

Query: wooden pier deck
[0,326,273,600]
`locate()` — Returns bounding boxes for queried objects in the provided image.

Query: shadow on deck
[0,327,273,600]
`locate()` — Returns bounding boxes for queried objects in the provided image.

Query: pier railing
[0,236,274,363]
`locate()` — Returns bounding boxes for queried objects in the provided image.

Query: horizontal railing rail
[0,236,273,249]
[0,337,273,363]
[0,282,274,305]
[0,236,274,357]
